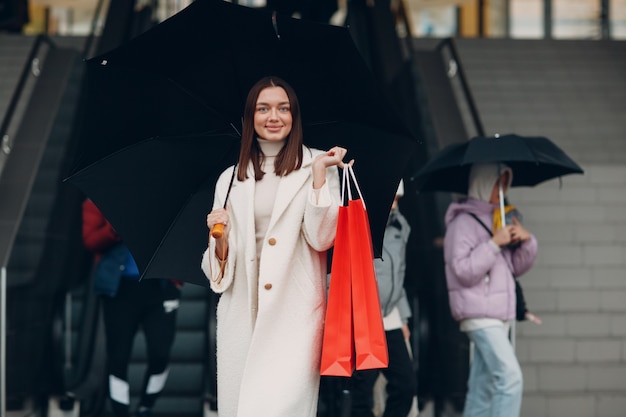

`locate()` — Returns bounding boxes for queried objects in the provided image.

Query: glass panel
[25,0,110,35]
[487,0,508,37]
[510,0,543,38]
[405,5,458,37]
[553,0,600,39]
[51,6,101,35]
[612,0,626,38]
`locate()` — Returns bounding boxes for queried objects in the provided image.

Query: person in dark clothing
[350,181,417,417]
[82,199,181,417]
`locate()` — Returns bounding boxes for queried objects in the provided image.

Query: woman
[443,163,538,417]
[201,76,349,417]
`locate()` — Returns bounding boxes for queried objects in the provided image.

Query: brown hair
[237,76,304,181]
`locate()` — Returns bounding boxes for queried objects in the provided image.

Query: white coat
[201,146,340,417]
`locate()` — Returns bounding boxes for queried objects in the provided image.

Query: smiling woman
[201,76,349,417]
[253,86,293,142]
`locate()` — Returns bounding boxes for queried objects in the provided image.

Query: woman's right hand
[207,208,230,261]
[491,225,513,247]
[207,208,229,238]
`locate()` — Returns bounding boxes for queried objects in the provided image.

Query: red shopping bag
[346,167,388,370]
[320,172,354,376]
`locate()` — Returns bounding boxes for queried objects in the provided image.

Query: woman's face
[254,86,293,141]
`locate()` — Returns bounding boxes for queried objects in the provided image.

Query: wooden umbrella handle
[210,165,236,240]
[211,223,225,239]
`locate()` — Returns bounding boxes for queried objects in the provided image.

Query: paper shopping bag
[320,176,354,376]
[346,168,388,370]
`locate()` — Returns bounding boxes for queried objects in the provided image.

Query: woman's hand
[207,208,229,260]
[312,146,353,189]
[509,217,531,244]
[492,225,513,247]
[206,208,229,232]
[525,311,542,325]
[314,146,349,169]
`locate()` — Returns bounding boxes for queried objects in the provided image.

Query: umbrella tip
[272,11,281,40]
[100,59,108,66]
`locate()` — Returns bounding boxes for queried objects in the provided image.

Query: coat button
[264,283,272,290]
[268,237,277,246]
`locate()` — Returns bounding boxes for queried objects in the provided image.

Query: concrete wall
[509,166,626,417]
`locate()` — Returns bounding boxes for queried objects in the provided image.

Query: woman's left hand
[312,146,353,189]
[525,311,542,324]
[314,146,351,169]
[509,217,531,243]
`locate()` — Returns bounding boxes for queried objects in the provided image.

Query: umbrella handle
[211,223,225,239]
[499,183,506,226]
[211,165,236,240]
[497,163,506,227]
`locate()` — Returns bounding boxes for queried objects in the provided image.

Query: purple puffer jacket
[443,198,538,322]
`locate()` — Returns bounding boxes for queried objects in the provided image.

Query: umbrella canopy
[412,134,584,194]
[66,0,419,286]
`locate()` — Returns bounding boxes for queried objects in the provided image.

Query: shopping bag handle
[345,165,367,210]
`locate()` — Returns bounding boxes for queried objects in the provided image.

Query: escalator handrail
[82,0,107,60]
[0,34,56,153]
[436,38,485,137]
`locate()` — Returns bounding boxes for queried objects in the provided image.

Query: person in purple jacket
[443,163,538,417]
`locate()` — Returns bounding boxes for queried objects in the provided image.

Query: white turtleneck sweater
[254,139,284,257]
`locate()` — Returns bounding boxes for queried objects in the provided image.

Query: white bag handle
[344,165,367,211]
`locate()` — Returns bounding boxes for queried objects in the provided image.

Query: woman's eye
[279,106,290,112]
[257,107,268,112]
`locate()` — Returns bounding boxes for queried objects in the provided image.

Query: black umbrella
[66,0,418,286]
[412,133,584,194]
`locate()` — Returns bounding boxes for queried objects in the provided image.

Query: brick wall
[508,165,626,417]
[455,39,626,166]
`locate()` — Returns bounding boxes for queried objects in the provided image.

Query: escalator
[406,38,476,415]
[1,34,87,413]
[59,278,215,417]
[1,2,217,416]
[125,284,216,417]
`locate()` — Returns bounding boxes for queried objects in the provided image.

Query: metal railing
[0,35,55,176]
[82,0,108,59]
[436,37,485,138]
